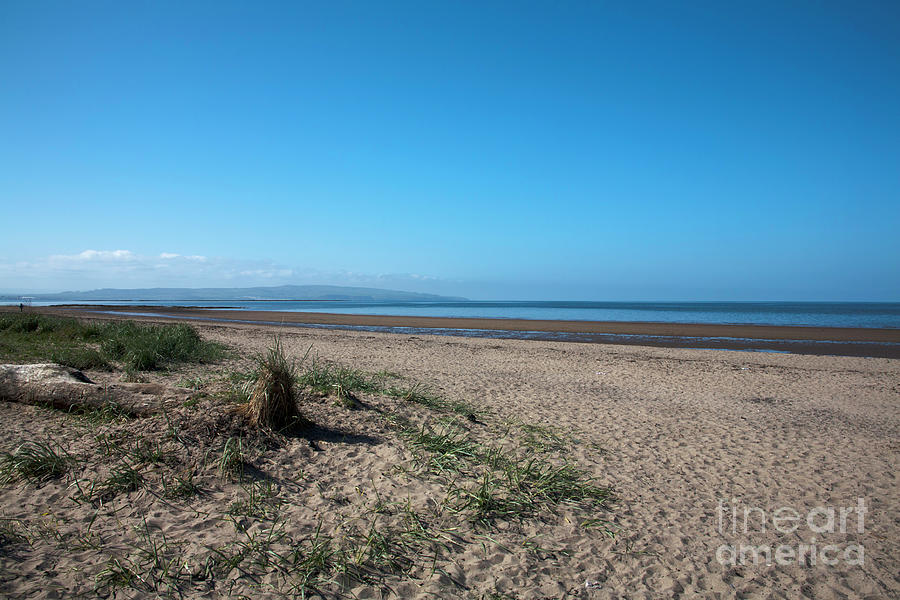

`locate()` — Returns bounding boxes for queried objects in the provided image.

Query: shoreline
[35,305,900,358]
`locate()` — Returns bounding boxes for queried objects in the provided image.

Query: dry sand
[1,316,898,598]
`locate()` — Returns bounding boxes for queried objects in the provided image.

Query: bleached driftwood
[0,364,191,417]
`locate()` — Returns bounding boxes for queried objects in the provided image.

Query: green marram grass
[0,312,225,371]
[296,353,380,397]
[49,346,112,371]
[98,320,224,371]
[217,437,246,479]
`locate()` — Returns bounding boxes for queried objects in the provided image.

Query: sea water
[12,300,900,329]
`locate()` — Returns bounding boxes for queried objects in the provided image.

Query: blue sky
[1,1,898,300]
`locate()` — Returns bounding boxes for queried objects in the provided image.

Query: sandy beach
[4,1,898,597]
[1,311,898,598]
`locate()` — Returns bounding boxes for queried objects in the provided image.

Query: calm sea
[16,300,900,329]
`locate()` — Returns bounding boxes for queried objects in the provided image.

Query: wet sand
[48,305,900,358]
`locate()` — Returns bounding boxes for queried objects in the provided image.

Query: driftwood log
[0,364,191,417]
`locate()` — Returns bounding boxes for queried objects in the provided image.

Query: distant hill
[4,285,467,302]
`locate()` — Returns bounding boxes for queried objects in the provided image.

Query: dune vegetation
[0,311,614,598]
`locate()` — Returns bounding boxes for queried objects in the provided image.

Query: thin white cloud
[0,249,454,294]
[50,249,135,262]
[238,268,295,278]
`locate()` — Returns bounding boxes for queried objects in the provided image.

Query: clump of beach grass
[297,353,378,396]
[94,463,144,500]
[401,423,480,473]
[217,437,246,480]
[239,338,300,429]
[0,440,74,484]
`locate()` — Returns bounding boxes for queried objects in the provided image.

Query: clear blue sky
[1,1,898,300]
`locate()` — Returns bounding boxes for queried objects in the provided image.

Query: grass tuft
[240,338,300,429]
[162,470,201,499]
[128,439,168,464]
[445,472,528,524]
[288,522,338,591]
[218,437,245,480]
[228,480,281,520]
[95,463,144,500]
[520,423,566,452]
[0,440,73,484]
[297,354,379,397]
[401,423,480,473]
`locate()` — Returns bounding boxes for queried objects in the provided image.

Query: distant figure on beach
[19,303,23,312]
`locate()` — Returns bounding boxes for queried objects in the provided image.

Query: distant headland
[1,285,467,303]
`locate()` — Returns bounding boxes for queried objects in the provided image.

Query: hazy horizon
[2,2,898,301]
[3,282,900,305]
